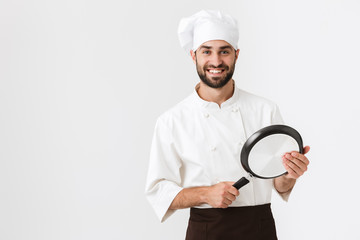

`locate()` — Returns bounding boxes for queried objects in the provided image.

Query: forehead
[198,40,233,50]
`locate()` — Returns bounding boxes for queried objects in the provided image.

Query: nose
[209,53,223,67]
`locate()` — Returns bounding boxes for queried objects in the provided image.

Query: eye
[220,50,229,54]
[202,50,210,55]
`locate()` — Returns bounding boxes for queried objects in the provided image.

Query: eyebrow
[198,45,233,50]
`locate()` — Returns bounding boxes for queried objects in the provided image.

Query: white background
[1,0,359,239]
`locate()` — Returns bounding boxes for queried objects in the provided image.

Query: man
[145,10,310,240]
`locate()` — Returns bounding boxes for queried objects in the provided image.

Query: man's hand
[282,145,310,179]
[169,182,239,210]
[274,146,310,194]
[205,182,239,208]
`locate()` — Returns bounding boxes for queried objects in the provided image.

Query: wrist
[198,186,210,205]
[275,176,296,193]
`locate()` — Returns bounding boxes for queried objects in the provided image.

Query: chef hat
[178,10,239,53]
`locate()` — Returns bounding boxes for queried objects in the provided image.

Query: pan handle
[233,177,250,190]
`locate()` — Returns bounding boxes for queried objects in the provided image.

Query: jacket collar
[192,81,240,109]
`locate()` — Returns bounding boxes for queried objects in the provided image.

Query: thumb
[303,145,310,154]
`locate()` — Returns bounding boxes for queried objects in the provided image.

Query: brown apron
[185,203,277,240]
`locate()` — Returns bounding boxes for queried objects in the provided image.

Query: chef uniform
[145,10,292,240]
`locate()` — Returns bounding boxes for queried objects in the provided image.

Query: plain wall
[1,0,359,239]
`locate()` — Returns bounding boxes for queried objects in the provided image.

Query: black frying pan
[233,125,304,189]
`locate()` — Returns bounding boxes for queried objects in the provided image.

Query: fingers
[225,182,240,196]
[222,198,232,207]
[219,193,236,208]
[289,152,310,166]
[210,182,240,208]
[222,182,239,202]
[224,191,236,201]
[283,156,304,178]
[282,147,310,179]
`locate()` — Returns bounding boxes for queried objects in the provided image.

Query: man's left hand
[282,146,310,179]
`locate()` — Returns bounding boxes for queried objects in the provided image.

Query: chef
[145,10,310,240]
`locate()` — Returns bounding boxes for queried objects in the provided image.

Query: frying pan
[233,125,304,189]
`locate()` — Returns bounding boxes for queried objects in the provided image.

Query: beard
[196,59,236,89]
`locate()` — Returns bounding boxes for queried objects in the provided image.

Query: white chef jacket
[145,83,291,222]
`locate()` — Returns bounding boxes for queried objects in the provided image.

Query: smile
[207,69,224,74]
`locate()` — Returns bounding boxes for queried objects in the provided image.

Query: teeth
[209,70,222,73]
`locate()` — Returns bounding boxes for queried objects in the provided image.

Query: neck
[197,79,235,107]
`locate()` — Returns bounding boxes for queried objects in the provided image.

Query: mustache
[204,63,229,70]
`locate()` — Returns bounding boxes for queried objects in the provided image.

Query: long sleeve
[145,117,183,222]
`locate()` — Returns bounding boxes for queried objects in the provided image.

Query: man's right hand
[205,182,239,208]
[169,181,239,210]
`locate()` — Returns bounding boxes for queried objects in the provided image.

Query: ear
[235,49,240,62]
[235,48,240,60]
[190,50,196,64]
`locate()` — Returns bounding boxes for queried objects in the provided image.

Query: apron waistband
[186,204,277,240]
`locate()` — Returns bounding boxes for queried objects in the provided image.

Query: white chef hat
[178,10,239,54]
